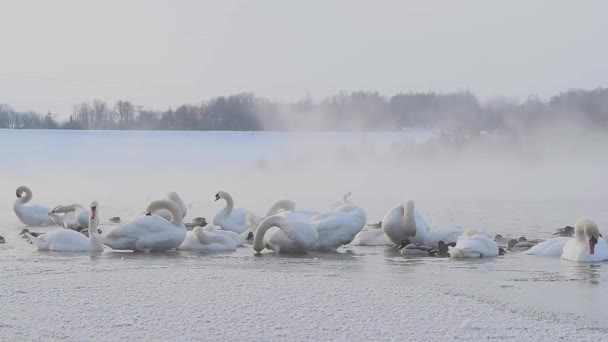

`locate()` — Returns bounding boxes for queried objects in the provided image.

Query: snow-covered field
[1,129,608,341]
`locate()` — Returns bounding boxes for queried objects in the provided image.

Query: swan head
[16,186,29,198]
[90,201,99,221]
[577,219,601,254]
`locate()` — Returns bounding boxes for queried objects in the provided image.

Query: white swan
[448,229,499,258]
[49,204,89,229]
[26,201,104,252]
[178,226,237,252]
[14,186,53,226]
[213,191,258,234]
[382,199,461,247]
[524,237,571,257]
[309,204,367,251]
[104,200,186,252]
[353,228,391,246]
[561,218,608,262]
[253,212,319,254]
[202,225,250,246]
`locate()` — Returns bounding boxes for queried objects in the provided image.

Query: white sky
[0,0,607,115]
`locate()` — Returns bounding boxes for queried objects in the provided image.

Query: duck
[109,216,122,224]
[25,201,104,252]
[367,221,382,229]
[104,199,186,252]
[448,229,500,258]
[19,228,44,238]
[561,218,608,262]
[253,212,319,254]
[507,237,540,252]
[185,217,208,230]
[382,199,461,247]
[436,240,455,258]
[213,191,259,234]
[309,204,367,251]
[13,186,53,226]
[178,225,237,252]
[553,225,575,237]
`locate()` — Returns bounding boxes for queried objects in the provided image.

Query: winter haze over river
[1,129,608,340]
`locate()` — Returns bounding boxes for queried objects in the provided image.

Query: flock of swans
[9,185,608,263]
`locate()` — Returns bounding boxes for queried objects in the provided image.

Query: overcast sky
[1,0,606,115]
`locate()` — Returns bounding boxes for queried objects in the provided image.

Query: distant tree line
[1,88,608,132]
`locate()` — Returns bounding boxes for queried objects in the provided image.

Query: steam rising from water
[1,126,607,232]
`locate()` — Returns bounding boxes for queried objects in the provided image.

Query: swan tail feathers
[448,246,481,258]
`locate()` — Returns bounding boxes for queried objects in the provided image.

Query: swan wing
[15,202,53,226]
[353,229,390,246]
[450,234,499,258]
[524,237,570,257]
[178,231,236,252]
[311,210,366,250]
[381,205,406,246]
[213,208,250,234]
[104,216,184,251]
[32,230,91,252]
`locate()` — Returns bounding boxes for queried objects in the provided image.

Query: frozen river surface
[1,129,608,341]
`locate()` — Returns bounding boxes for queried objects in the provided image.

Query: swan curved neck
[266,200,295,216]
[221,193,234,214]
[147,200,184,227]
[167,192,187,217]
[574,225,587,242]
[253,215,285,252]
[54,204,82,213]
[18,188,33,204]
[88,214,100,240]
[48,212,64,226]
[403,204,417,237]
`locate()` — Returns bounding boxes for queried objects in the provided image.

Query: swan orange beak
[589,237,598,255]
[145,212,152,216]
[91,207,97,220]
